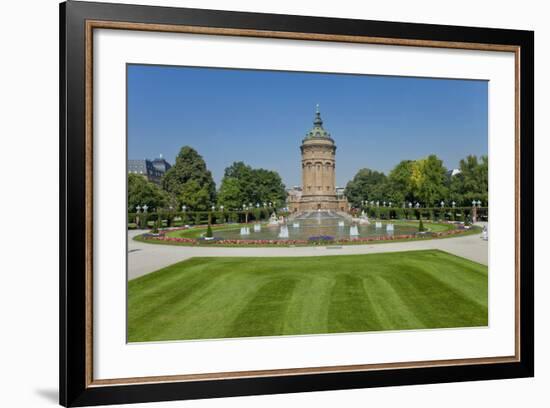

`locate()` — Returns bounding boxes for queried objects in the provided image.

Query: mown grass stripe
[128,250,488,342]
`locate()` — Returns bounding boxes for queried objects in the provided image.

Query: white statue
[268,212,279,226]
[359,211,370,225]
[278,225,289,239]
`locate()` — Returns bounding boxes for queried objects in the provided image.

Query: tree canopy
[345,154,487,208]
[217,161,286,210]
[343,168,388,207]
[410,155,448,206]
[128,173,168,212]
[449,155,488,205]
[161,146,216,211]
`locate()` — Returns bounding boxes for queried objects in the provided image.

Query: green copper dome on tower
[304,104,332,140]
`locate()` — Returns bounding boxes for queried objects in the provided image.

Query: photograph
[55,1,535,405]
[126,64,489,343]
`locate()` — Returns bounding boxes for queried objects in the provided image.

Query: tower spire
[313,104,323,127]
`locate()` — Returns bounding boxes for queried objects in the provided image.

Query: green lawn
[128,250,488,342]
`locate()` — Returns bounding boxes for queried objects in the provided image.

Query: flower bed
[137,225,471,246]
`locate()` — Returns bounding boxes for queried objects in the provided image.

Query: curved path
[128,226,488,280]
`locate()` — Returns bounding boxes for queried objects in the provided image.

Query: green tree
[387,160,415,204]
[450,155,488,206]
[418,216,426,232]
[344,168,388,207]
[252,168,287,208]
[217,177,243,211]
[127,173,167,212]
[410,155,448,207]
[217,162,286,209]
[205,224,213,238]
[179,179,211,211]
[161,146,216,209]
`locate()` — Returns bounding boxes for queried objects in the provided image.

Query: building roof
[304,105,333,141]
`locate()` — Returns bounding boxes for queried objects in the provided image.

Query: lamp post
[142,204,148,213]
[452,201,456,208]
[408,202,412,208]
[135,205,141,213]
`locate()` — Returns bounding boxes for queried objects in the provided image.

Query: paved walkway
[128,226,488,280]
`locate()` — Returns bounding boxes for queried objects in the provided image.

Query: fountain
[213,211,420,242]
[359,211,370,225]
[268,212,279,226]
[253,224,261,232]
[278,225,289,239]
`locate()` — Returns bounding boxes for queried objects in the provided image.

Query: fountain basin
[216,211,420,241]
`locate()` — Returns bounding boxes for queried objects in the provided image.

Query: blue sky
[128,64,488,188]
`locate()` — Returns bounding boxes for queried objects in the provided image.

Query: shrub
[418,217,426,232]
[394,208,403,220]
[139,214,149,229]
[205,224,213,238]
[151,217,160,234]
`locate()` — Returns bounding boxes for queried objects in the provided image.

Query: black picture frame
[60,1,534,406]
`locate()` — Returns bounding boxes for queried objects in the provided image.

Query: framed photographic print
[60,1,534,406]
